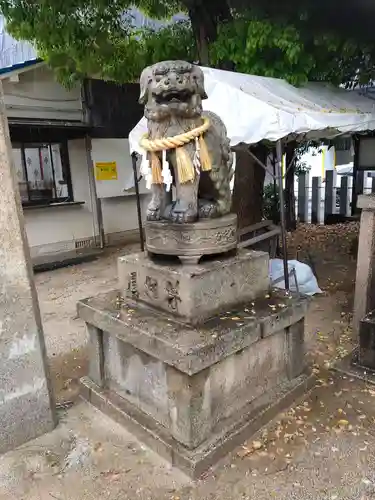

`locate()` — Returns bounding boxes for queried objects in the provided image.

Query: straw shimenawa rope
[139,116,211,184]
[140,116,210,151]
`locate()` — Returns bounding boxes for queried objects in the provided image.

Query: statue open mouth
[154,89,193,104]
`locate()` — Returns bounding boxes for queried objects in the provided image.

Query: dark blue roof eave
[0,58,43,76]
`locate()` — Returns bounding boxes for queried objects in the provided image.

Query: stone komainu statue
[139,60,234,224]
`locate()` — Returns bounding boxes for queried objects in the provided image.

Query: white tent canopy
[129,66,375,155]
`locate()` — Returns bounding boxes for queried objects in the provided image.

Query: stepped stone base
[78,288,310,477]
[80,372,314,478]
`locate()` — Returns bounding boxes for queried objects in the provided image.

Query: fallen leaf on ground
[237,446,252,458]
[100,470,121,481]
[252,441,263,450]
[337,419,349,427]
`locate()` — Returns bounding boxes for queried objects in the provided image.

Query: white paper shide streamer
[193,137,201,173]
[162,150,173,192]
[140,149,152,190]
[230,150,236,193]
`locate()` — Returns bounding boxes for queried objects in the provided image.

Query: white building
[1,60,148,261]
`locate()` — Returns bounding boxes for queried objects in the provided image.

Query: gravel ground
[34,244,139,401]
[36,244,139,359]
[1,373,375,499]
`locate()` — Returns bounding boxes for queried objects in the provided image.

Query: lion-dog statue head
[139,60,207,122]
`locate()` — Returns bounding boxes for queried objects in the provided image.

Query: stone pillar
[0,82,56,454]
[353,194,375,335]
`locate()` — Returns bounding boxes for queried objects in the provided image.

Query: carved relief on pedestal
[145,276,158,299]
[166,280,181,311]
[215,227,236,244]
[127,271,138,298]
[147,225,236,249]
[145,214,238,265]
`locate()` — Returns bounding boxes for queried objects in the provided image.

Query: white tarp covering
[270,259,322,296]
[129,66,375,155]
[336,163,354,175]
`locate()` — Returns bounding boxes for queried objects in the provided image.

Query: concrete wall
[25,139,149,258]
[2,64,83,122]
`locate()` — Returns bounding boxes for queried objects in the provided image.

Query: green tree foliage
[0,0,195,85]
[210,12,375,86]
[0,0,232,83]
[1,0,374,88]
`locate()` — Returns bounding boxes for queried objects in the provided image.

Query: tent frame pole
[247,142,290,290]
[276,140,289,290]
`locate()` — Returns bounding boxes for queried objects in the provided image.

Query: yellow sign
[95,161,118,181]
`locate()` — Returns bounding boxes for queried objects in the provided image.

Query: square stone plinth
[353,194,375,333]
[118,249,269,324]
[78,289,311,476]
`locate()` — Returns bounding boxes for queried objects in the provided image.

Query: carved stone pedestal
[118,249,269,325]
[78,288,312,478]
[145,213,237,264]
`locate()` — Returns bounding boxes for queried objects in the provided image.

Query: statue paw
[170,211,197,224]
[169,201,198,224]
[170,212,184,224]
[198,200,219,219]
[147,209,161,221]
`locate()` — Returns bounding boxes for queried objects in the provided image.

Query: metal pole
[276,140,289,290]
[272,150,278,220]
[132,152,144,252]
[85,135,105,249]
[48,143,57,200]
[20,142,32,203]
[351,136,359,216]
